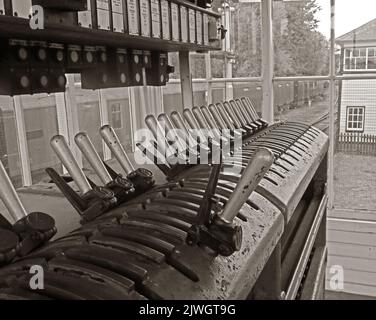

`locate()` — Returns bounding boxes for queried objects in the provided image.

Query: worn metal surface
[0,116,328,300]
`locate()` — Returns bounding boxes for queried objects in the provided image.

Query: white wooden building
[337,19,376,136]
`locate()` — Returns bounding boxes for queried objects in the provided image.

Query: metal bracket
[186,158,242,256]
[46,167,116,223]
[0,211,56,265]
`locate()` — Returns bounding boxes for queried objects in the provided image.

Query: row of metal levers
[0,96,327,300]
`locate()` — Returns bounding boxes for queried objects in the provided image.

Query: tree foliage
[170,0,329,79]
[231,0,329,77]
[279,0,329,76]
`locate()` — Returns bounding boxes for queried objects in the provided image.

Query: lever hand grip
[183,108,208,143]
[208,104,229,130]
[50,135,92,195]
[192,107,217,140]
[100,125,135,175]
[145,114,175,158]
[0,159,27,222]
[157,113,186,152]
[74,132,113,185]
[218,148,274,224]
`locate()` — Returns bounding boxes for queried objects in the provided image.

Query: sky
[315,0,376,38]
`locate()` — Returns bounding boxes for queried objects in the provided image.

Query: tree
[279,0,329,76]
[230,0,329,77]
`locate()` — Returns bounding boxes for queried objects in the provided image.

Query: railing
[338,132,376,156]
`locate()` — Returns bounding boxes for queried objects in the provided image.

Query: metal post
[205,53,212,105]
[224,3,233,101]
[65,75,83,168]
[98,89,111,161]
[13,96,32,187]
[328,0,336,210]
[261,0,274,122]
[128,87,137,152]
[179,51,194,108]
[55,92,69,174]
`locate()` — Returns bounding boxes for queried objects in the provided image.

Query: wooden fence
[338,133,376,156]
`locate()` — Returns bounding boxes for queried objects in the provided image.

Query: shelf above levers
[0,15,221,52]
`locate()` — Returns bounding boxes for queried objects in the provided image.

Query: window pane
[163,82,183,114]
[274,80,330,126]
[232,1,261,77]
[273,0,329,76]
[359,48,367,57]
[368,57,376,69]
[103,90,133,154]
[345,58,351,70]
[356,57,367,69]
[0,97,22,187]
[21,94,61,184]
[75,88,102,169]
[211,87,225,104]
[190,53,206,79]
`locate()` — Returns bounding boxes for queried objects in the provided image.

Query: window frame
[344,47,376,71]
[109,100,124,130]
[346,106,365,133]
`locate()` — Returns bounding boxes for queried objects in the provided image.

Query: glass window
[232,0,261,77]
[21,94,61,184]
[368,57,376,69]
[107,98,133,153]
[344,47,376,70]
[346,106,365,132]
[0,97,22,187]
[75,88,102,169]
[272,0,329,76]
[110,103,122,129]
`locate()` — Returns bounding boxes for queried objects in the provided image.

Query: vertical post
[55,92,69,174]
[179,51,194,108]
[65,74,83,167]
[154,87,164,115]
[128,87,137,152]
[159,87,164,113]
[140,69,148,116]
[98,89,111,161]
[328,0,336,210]
[205,53,212,105]
[224,3,233,100]
[261,0,274,122]
[13,96,32,187]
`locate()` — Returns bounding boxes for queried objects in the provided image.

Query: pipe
[0,159,28,222]
[218,147,274,224]
[50,135,92,195]
[100,125,135,175]
[74,132,113,185]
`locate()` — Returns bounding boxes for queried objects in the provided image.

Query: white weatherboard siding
[340,80,376,135]
[326,216,376,297]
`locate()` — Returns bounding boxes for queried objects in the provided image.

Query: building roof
[337,18,376,43]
